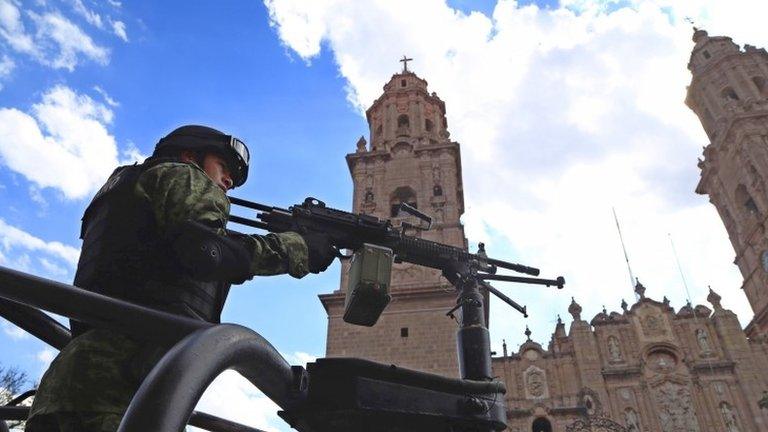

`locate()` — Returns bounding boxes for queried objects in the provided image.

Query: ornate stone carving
[565,416,628,432]
[607,336,622,362]
[720,402,740,432]
[647,351,677,374]
[578,387,603,416]
[524,365,548,399]
[641,314,666,337]
[652,381,701,432]
[620,388,632,401]
[623,408,640,432]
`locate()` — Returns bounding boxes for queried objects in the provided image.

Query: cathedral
[321,31,768,431]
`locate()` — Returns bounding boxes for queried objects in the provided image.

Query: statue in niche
[720,403,740,432]
[624,408,640,432]
[607,336,622,362]
[364,189,374,204]
[653,381,700,432]
[695,328,712,354]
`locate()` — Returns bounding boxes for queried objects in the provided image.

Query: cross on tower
[400,55,413,72]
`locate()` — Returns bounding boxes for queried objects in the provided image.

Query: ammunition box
[343,243,393,326]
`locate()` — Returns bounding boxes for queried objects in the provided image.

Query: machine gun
[0,196,565,432]
[229,196,563,324]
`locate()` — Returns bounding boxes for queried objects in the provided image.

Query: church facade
[494,284,768,432]
[321,30,768,432]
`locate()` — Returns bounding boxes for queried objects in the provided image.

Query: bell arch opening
[532,417,552,432]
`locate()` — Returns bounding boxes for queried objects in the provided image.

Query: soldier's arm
[134,162,309,280]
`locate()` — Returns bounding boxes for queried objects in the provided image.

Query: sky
[1,0,767,431]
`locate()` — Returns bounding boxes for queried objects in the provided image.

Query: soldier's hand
[302,232,336,274]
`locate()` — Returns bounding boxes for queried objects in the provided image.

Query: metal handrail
[0,266,287,432]
[118,324,306,432]
[0,266,208,344]
[0,298,71,349]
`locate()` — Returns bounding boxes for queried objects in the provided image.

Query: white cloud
[0,85,121,200]
[120,141,147,164]
[93,85,119,107]
[0,0,38,55]
[0,0,109,71]
[192,370,287,432]
[2,318,29,340]
[110,19,127,42]
[28,11,109,71]
[0,218,79,267]
[265,0,761,347]
[283,351,316,366]
[0,54,14,90]
[38,257,68,276]
[71,0,103,29]
[35,347,56,377]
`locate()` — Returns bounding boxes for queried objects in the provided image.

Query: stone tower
[320,63,467,377]
[687,29,768,338]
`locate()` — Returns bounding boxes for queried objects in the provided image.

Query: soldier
[25,125,335,432]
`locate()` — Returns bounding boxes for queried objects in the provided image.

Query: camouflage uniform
[26,161,308,432]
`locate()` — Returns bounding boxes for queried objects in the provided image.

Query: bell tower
[687,29,768,337]
[320,60,467,377]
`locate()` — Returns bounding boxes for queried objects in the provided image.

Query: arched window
[425,119,434,132]
[390,186,417,217]
[735,184,760,216]
[532,417,552,432]
[433,185,443,196]
[721,87,740,101]
[753,76,767,96]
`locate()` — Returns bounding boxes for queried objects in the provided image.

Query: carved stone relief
[623,408,641,432]
[607,336,622,362]
[695,328,713,356]
[524,365,548,399]
[647,351,677,374]
[641,314,666,337]
[620,388,632,401]
[634,304,672,342]
[652,381,701,432]
[565,416,628,432]
[720,402,741,432]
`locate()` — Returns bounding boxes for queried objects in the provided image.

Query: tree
[0,363,30,431]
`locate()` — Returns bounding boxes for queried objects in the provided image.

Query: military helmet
[154,125,250,187]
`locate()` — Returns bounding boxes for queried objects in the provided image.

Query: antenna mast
[612,207,637,298]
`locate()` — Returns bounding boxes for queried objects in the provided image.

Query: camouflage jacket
[30,161,309,416]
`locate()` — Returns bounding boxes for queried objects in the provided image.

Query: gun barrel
[229,196,279,212]
[486,258,540,276]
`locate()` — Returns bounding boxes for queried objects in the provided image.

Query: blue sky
[2,0,768,430]
[0,0,368,382]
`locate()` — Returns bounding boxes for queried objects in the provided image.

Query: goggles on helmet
[155,126,251,187]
